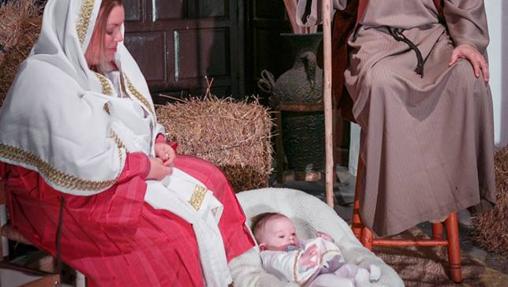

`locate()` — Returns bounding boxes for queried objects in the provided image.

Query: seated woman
[299,0,496,236]
[0,0,274,286]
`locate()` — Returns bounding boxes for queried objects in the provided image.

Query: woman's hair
[90,0,123,71]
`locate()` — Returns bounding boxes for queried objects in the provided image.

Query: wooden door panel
[172,28,229,81]
[188,0,228,18]
[124,31,166,83]
[123,0,143,21]
[123,0,239,98]
[154,0,185,20]
[254,0,286,19]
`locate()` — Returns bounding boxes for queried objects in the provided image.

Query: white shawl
[0,0,230,285]
[0,0,138,195]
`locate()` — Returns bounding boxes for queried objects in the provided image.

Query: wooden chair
[0,163,86,287]
[330,2,463,283]
[350,159,463,283]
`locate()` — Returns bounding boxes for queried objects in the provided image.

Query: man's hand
[154,142,176,167]
[449,43,489,82]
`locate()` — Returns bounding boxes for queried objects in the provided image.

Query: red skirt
[5,155,254,286]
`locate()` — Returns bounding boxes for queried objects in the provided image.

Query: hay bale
[0,0,42,106]
[471,146,508,256]
[156,97,273,192]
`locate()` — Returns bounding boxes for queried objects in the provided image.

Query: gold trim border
[76,0,95,45]
[95,72,113,96]
[0,143,118,191]
[110,130,126,151]
[124,75,154,114]
[189,185,207,211]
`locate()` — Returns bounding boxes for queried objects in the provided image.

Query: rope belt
[388,27,425,78]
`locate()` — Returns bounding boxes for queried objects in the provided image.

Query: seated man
[298,0,496,237]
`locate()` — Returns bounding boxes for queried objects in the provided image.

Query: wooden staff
[322,0,334,207]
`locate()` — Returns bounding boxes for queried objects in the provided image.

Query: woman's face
[85,5,125,67]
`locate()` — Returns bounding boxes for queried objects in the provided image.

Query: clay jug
[273,33,325,173]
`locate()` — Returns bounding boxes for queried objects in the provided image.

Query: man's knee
[451,60,488,85]
[361,64,399,104]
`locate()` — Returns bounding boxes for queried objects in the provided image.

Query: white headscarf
[0,0,159,196]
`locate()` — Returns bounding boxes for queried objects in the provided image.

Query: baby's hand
[369,264,381,282]
[316,231,333,242]
[300,244,319,269]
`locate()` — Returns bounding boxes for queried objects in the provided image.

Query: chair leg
[432,222,444,240]
[76,271,86,287]
[361,227,373,250]
[352,196,363,239]
[445,212,462,283]
[351,157,365,239]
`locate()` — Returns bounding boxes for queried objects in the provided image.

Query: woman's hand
[449,44,489,82]
[147,157,172,180]
[154,142,176,167]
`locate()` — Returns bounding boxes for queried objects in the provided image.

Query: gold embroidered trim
[76,0,95,45]
[95,72,113,96]
[124,75,154,114]
[110,130,126,150]
[110,130,128,169]
[0,143,118,191]
[189,185,207,211]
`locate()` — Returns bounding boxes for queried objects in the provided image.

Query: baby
[252,212,381,287]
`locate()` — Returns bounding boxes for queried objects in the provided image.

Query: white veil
[0,0,157,196]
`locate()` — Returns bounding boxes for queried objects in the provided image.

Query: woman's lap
[7,158,254,286]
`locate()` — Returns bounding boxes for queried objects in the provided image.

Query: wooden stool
[351,158,463,283]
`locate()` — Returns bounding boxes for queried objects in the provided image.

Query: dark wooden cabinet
[244,0,293,102]
[123,0,242,101]
[123,0,296,103]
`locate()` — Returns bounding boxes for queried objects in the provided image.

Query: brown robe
[305,0,496,236]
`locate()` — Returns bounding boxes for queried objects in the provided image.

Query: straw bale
[471,146,508,256]
[0,0,42,106]
[156,96,273,192]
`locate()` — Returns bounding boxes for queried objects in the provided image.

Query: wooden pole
[322,0,334,208]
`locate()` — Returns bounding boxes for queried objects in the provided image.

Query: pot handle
[302,52,317,88]
[257,69,276,93]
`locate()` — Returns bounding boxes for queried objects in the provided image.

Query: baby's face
[260,216,299,251]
